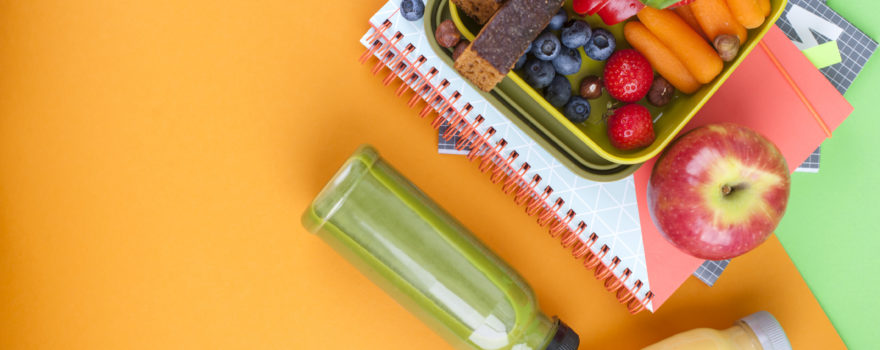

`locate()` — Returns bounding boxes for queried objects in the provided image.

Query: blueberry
[400,0,425,21]
[514,53,528,70]
[547,8,568,31]
[564,96,591,123]
[531,32,561,61]
[544,75,572,108]
[561,20,591,49]
[552,47,582,75]
[523,57,556,89]
[585,28,616,61]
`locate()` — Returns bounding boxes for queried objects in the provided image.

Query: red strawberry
[606,104,655,150]
[603,49,654,103]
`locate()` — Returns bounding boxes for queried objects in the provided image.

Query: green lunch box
[424,1,641,181]
[427,0,787,166]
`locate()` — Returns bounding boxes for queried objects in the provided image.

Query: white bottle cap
[739,311,793,350]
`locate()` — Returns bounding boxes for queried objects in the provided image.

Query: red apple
[647,123,791,260]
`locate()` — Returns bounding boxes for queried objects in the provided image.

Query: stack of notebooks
[360,1,858,313]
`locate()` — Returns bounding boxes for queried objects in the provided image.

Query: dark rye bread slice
[452,0,505,25]
[454,0,564,92]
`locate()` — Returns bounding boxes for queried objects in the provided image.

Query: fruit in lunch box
[544,75,573,108]
[573,0,607,15]
[563,97,592,123]
[647,123,790,260]
[585,28,617,61]
[435,20,461,48]
[523,57,556,89]
[647,76,675,106]
[400,0,425,21]
[514,52,528,70]
[597,0,645,26]
[606,103,654,150]
[548,8,568,31]
[579,75,603,99]
[647,0,698,9]
[552,47,582,75]
[603,49,653,102]
[573,0,700,23]
[532,31,562,61]
[561,20,592,49]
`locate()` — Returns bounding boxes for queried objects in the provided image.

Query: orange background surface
[0,1,845,349]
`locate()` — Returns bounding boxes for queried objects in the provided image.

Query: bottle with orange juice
[643,311,792,350]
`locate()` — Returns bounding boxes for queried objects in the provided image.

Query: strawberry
[603,49,654,103]
[606,104,655,150]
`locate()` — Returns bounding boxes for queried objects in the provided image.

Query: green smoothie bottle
[302,145,579,350]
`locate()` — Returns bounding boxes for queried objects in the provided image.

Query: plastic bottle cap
[544,319,579,350]
[739,311,792,350]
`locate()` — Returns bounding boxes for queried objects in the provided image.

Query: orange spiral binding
[572,232,598,257]
[433,92,463,129]
[361,17,654,314]
[491,150,518,184]
[397,56,427,97]
[383,43,415,86]
[537,198,564,227]
[479,139,507,173]
[502,163,530,194]
[526,187,553,216]
[514,174,541,206]
[442,104,472,140]
[420,79,450,118]
[549,210,576,238]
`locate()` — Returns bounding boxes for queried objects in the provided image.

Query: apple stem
[722,185,733,196]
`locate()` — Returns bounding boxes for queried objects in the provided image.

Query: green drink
[302,145,578,350]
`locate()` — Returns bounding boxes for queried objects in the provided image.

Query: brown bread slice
[451,0,506,25]
[454,0,564,92]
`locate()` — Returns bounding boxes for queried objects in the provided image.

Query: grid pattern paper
[776,0,877,172]
[363,1,654,311]
[693,260,731,287]
[438,123,470,155]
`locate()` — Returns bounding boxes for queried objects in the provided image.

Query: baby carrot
[673,5,709,40]
[624,21,702,93]
[759,0,771,17]
[726,0,765,29]
[637,7,723,84]
[690,0,748,43]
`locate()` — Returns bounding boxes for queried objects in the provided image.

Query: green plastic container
[430,0,788,165]
[302,145,580,350]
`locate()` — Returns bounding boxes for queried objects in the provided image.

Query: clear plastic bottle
[302,145,579,350]
[643,311,792,350]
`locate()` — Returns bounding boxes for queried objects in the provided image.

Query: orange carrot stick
[624,21,702,93]
[726,0,765,29]
[690,0,748,43]
[759,0,770,17]
[673,5,709,40]
[637,7,723,84]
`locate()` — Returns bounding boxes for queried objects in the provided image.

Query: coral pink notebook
[638,26,853,309]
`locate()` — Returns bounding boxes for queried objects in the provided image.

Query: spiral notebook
[360,2,656,313]
[359,2,852,313]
